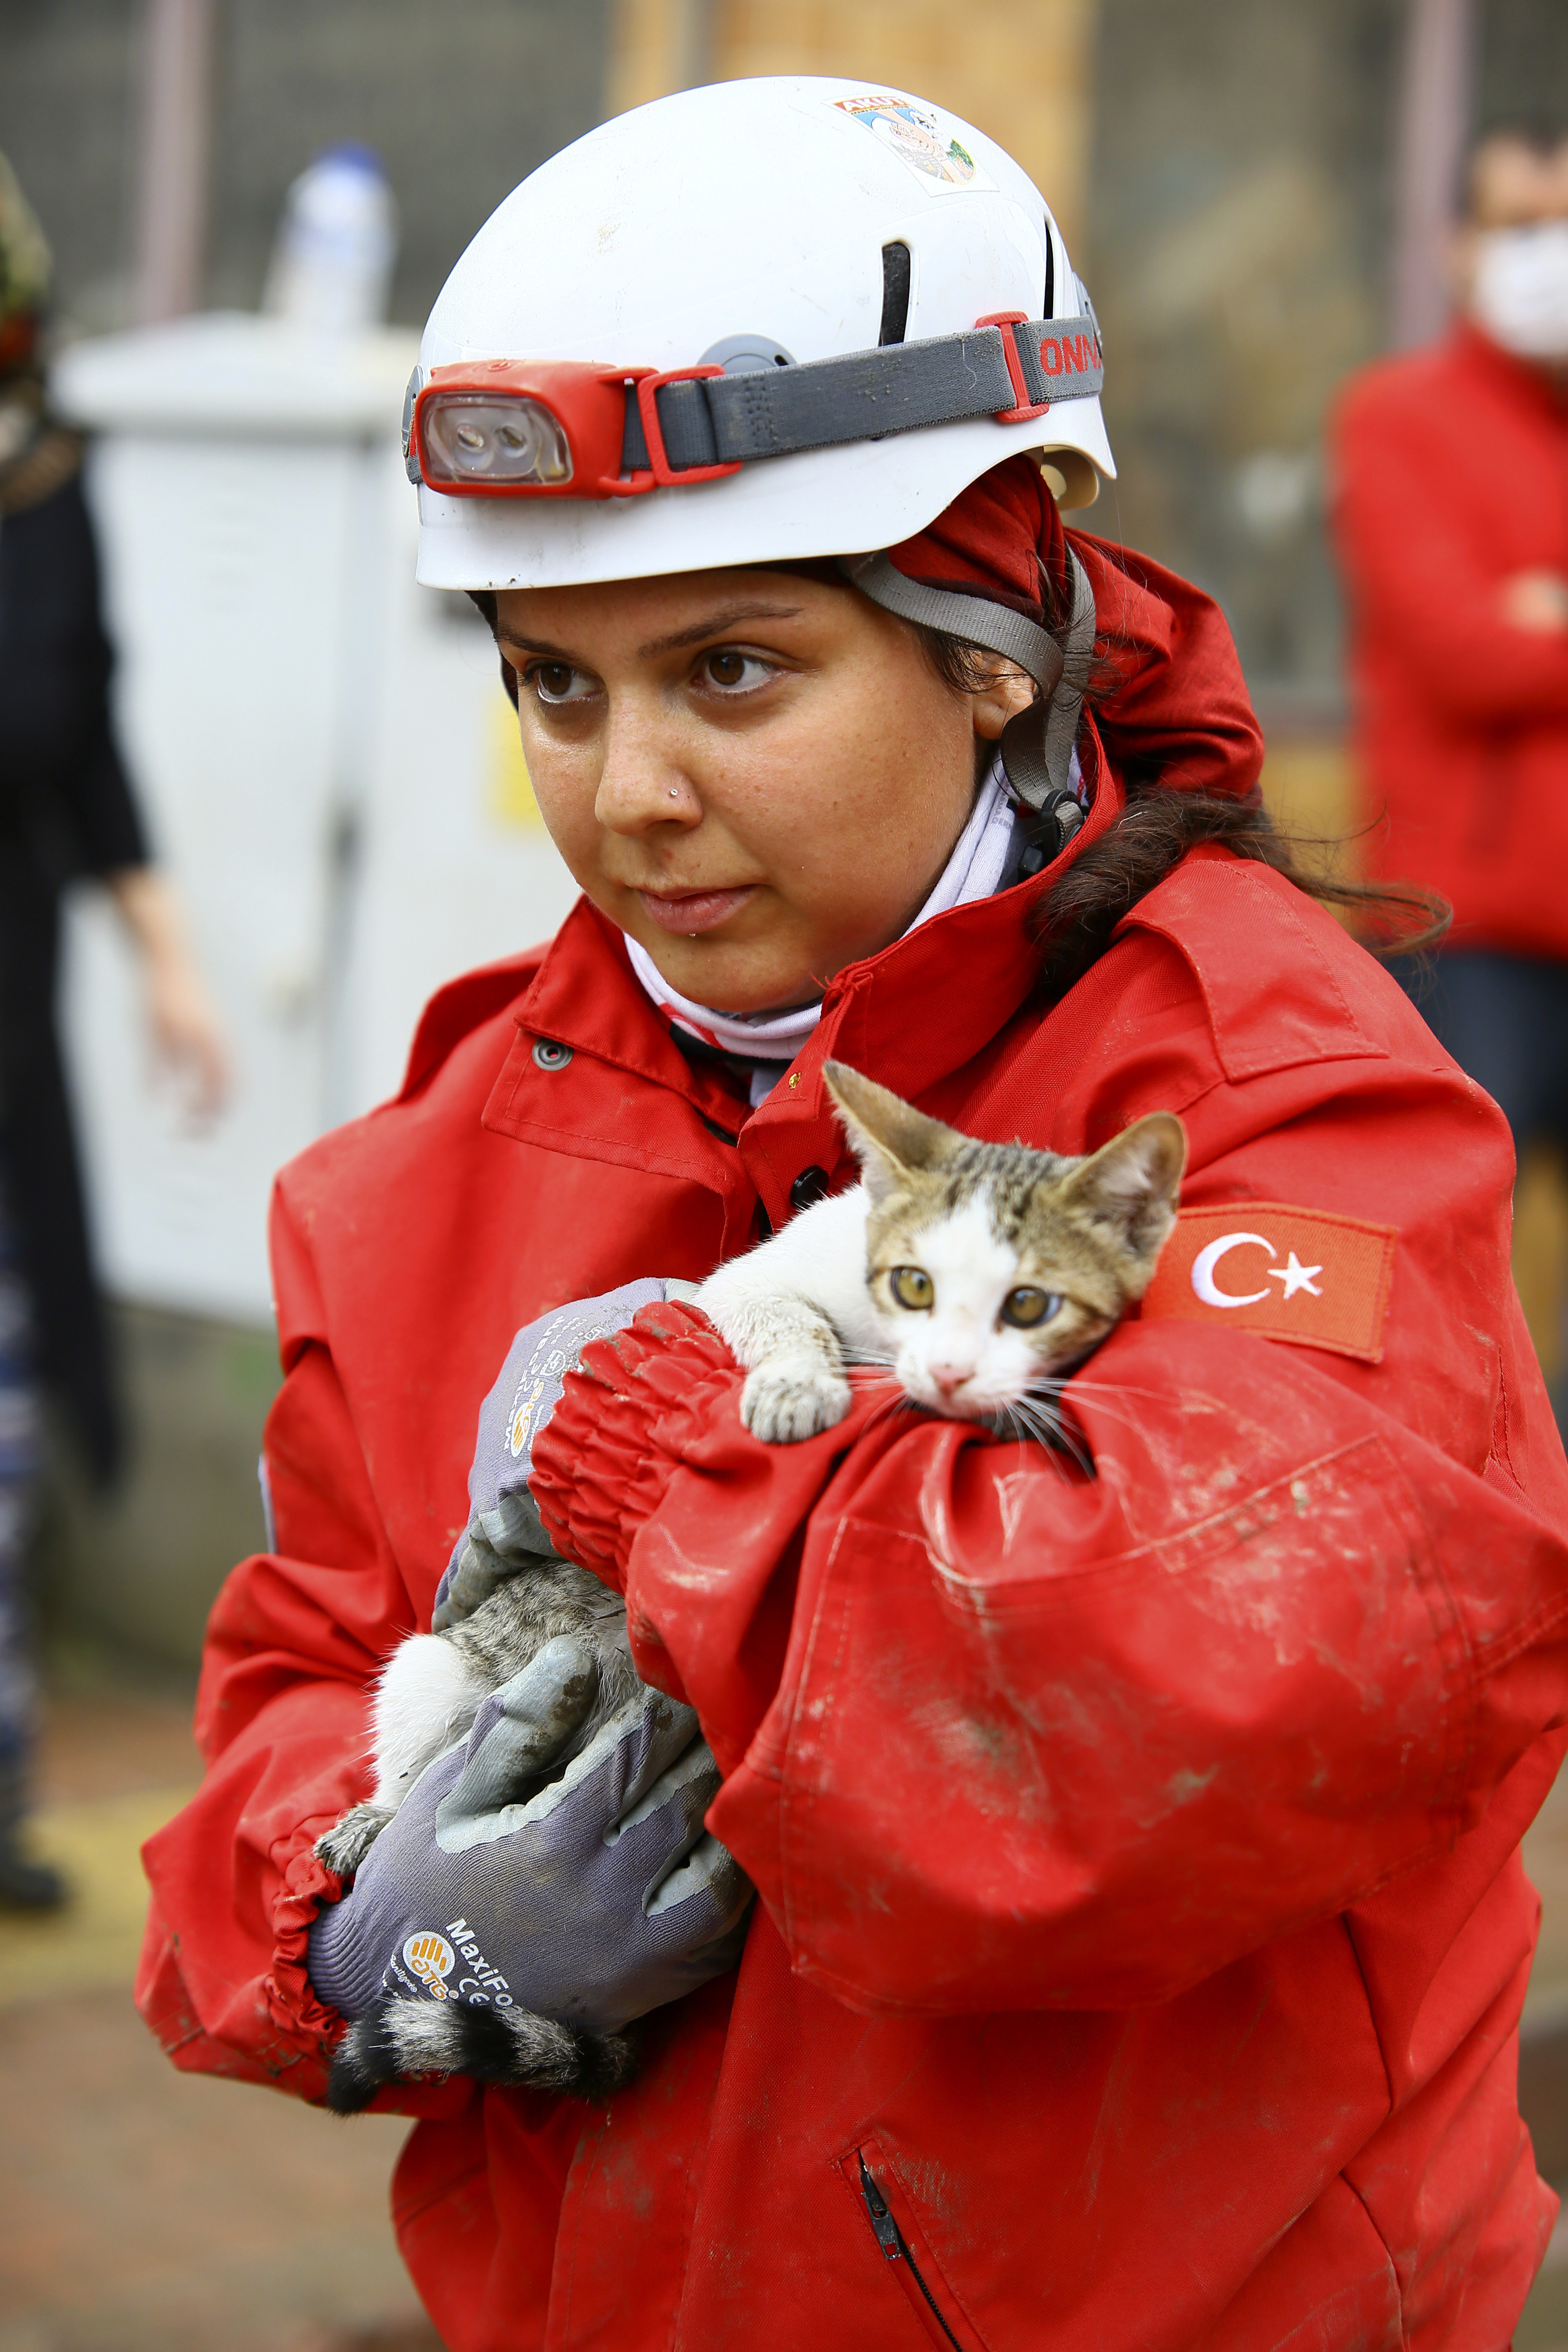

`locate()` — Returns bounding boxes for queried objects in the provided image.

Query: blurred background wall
[0,0,612,336]
[0,0,1562,1671]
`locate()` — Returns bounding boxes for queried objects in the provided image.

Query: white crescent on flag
[1189,1233,1275,1308]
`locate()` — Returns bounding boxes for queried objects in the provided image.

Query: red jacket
[138,650,1568,2350]
[1330,322,1568,958]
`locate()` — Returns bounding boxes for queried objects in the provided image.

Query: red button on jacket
[1331,321,1568,957]
[138,744,1568,2349]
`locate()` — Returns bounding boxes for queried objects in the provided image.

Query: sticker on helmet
[831,95,996,196]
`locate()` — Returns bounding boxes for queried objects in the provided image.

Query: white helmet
[408,76,1114,598]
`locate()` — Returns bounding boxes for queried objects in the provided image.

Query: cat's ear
[822,1061,956,1203]
[1059,1113,1187,1276]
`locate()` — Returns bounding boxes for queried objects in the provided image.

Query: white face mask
[1472,220,1568,360]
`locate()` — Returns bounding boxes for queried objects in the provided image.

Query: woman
[0,149,227,1907]
[138,82,1568,2350]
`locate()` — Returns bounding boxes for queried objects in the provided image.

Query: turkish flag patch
[1137,1203,1398,1363]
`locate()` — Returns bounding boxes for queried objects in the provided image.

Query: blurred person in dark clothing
[0,151,227,1906]
[1331,128,1568,1164]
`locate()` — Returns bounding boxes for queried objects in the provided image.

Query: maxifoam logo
[508,1376,547,1459]
[402,1932,457,1999]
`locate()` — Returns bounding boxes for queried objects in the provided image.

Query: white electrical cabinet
[52,314,578,1327]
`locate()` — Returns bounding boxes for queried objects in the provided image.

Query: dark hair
[909,618,1450,995]
[1471,121,1566,163]
[1031,787,1449,998]
[1466,124,1568,218]
[468,588,517,699]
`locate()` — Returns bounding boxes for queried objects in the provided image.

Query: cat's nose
[931,1364,973,1398]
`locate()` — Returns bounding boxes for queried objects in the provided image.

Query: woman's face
[493,568,1029,1014]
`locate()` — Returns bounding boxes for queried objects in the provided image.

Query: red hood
[1067,528,1264,802]
[883,455,1263,804]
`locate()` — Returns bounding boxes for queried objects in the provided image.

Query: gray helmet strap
[1036,546,1096,801]
[838,544,1097,818]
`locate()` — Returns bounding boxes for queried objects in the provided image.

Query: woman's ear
[969,661,1037,743]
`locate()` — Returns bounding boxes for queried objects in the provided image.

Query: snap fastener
[532,1039,573,1071]
[788,1165,829,1213]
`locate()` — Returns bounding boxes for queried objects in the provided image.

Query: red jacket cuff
[531,1299,737,1593]
[266,1842,350,2057]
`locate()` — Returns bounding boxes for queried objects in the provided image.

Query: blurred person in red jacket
[136,84,1568,2352]
[1332,127,1568,1174]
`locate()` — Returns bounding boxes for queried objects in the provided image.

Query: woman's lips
[637,886,757,935]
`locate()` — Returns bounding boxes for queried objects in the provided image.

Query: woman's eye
[1000,1287,1060,1328]
[890,1266,934,1311]
[528,662,595,706]
[697,649,777,694]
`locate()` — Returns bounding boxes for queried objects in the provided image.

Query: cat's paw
[315,1802,396,1882]
[741,1364,853,1443]
[325,1991,637,2114]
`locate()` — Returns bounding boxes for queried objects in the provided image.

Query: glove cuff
[531,1301,735,1586]
[306,1885,385,2022]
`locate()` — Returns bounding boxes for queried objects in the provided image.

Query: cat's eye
[1000,1287,1059,1327]
[889,1266,934,1311]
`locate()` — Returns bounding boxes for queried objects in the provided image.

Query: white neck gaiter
[624,753,1027,1106]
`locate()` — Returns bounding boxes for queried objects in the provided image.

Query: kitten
[317,1065,1183,2113]
[316,1558,645,2114]
[695,1061,1186,1447]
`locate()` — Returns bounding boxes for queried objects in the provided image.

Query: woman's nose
[593,708,703,835]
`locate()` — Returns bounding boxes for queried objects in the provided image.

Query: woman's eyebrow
[637,601,803,657]
[497,600,804,665]
[496,627,575,658]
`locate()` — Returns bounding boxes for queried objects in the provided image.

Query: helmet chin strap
[837,545,1097,857]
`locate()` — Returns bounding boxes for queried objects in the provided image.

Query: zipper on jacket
[858,2153,962,2350]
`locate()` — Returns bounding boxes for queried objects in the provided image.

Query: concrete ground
[0,1661,441,2352]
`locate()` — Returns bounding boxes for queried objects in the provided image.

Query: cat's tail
[325,1992,637,2114]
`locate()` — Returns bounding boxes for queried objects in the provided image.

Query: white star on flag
[1269,1250,1323,1301]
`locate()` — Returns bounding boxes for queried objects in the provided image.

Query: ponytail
[1032,785,1449,998]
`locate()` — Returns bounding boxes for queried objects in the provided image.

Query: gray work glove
[307,1635,750,2036]
[434,1278,698,1631]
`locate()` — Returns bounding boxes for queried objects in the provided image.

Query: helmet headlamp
[408,314,1103,504]
[421,394,573,488]
[412,360,636,498]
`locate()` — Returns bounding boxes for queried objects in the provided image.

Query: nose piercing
[667,786,679,800]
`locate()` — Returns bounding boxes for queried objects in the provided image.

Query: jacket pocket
[837,2137,989,2352]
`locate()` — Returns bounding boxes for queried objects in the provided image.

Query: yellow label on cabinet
[489,696,545,830]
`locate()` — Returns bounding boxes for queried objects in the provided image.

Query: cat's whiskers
[1027,1370,1151,1432]
[999,1419,1087,1485]
[1031,1381,1147,1448]
[1005,1393,1095,1478]
[1054,1374,1180,1407]
[1018,1377,1098,1451]
[855,1380,924,1441]
[993,1399,1067,1473]
[1020,1373,1105,1449]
